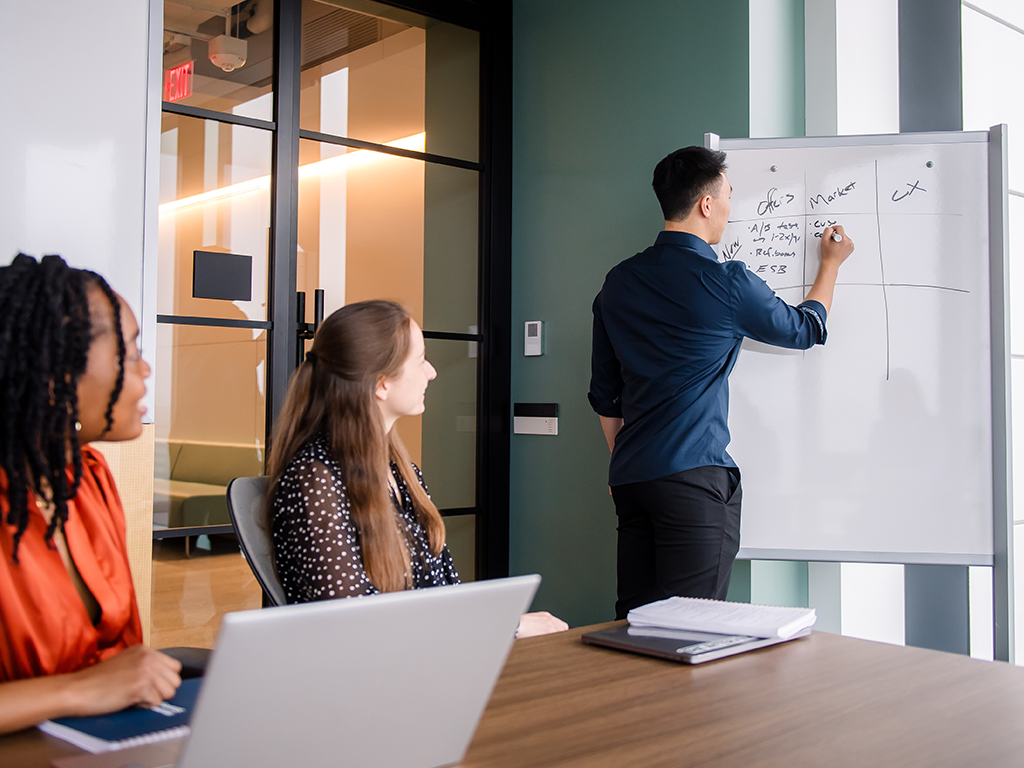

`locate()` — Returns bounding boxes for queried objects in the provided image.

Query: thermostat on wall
[514,403,558,435]
[525,321,543,356]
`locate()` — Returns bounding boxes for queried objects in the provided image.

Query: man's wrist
[817,260,842,278]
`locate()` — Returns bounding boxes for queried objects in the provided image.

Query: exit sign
[164,61,193,103]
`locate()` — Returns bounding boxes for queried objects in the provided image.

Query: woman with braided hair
[0,254,181,735]
[267,300,567,637]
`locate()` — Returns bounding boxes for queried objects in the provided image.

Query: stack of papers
[628,596,816,640]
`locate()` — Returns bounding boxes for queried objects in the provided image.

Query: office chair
[160,646,212,679]
[158,478,280,678]
[226,476,288,607]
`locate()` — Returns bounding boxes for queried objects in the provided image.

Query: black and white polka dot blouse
[271,433,460,603]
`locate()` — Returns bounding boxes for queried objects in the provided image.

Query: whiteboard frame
[707,128,1012,657]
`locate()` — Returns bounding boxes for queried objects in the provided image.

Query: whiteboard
[709,130,1008,565]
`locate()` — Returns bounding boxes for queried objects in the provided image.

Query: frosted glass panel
[1010,195,1024,356]
[299,2,479,162]
[296,140,478,332]
[1013,357,1024,523]
[445,514,476,582]
[158,115,270,321]
[968,0,1024,31]
[962,8,1024,190]
[162,1,275,120]
[421,339,477,510]
[153,324,266,532]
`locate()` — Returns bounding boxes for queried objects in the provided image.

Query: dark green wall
[509,0,752,627]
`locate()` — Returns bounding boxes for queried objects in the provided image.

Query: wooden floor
[150,536,262,649]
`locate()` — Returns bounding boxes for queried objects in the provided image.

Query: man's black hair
[652,146,728,222]
[0,253,125,560]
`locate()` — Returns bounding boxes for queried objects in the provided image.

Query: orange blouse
[0,446,143,681]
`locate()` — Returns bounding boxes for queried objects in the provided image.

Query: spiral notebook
[39,677,201,753]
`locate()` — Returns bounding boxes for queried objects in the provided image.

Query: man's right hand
[821,225,855,269]
[803,225,856,314]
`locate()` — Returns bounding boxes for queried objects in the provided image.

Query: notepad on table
[38,676,202,754]
[627,596,816,639]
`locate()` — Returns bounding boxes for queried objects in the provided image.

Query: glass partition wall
[156,0,511,582]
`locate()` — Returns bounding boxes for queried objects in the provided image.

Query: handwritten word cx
[892,181,926,202]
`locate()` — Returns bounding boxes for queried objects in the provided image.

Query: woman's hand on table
[517,611,569,638]
[0,645,182,735]
[64,644,183,715]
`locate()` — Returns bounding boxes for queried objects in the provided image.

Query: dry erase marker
[831,230,843,242]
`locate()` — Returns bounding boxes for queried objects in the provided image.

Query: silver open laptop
[54,574,540,768]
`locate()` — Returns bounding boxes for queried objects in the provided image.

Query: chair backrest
[226,477,287,607]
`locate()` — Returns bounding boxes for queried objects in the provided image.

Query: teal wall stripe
[510,0,753,626]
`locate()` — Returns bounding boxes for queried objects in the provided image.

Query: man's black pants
[611,465,741,620]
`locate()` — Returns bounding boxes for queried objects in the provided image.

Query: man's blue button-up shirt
[589,231,828,486]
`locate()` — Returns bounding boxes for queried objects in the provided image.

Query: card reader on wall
[513,403,558,435]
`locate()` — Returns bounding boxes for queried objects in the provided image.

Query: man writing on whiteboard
[589,146,855,619]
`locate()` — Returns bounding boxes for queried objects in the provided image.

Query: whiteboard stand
[989,123,1013,663]
[704,126,1013,661]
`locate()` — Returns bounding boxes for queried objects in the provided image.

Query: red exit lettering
[163,61,193,103]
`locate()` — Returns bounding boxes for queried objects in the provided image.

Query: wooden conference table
[4,622,1024,767]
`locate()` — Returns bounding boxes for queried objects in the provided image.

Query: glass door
[296,1,482,578]
[156,1,278,544]
[155,0,508,580]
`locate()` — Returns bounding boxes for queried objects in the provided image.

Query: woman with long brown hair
[0,254,181,735]
[267,300,565,636]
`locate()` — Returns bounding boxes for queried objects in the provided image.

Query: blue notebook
[38,677,202,753]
